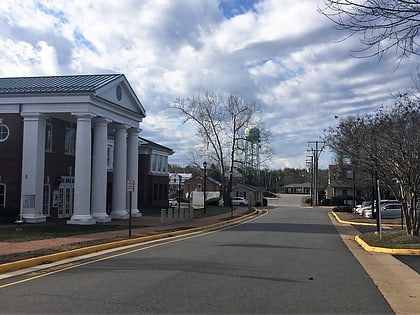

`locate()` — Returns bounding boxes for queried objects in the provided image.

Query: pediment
[95,76,146,117]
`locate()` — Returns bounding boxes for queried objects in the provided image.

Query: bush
[320,199,330,206]
[0,207,20,224]
[333,206,353,213]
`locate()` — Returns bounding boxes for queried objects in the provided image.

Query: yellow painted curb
[330,211,401,227]
[330,212,420,256]
[355,235,420,256]
[0,209,259,274]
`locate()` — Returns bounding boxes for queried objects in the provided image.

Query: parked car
[263,191,277,198]
[361,206,372,217]
[380,203,403,218]
[231,197,249,206]
[168,199,178,207]
[364,203,402,219]
[174,197,189,203]
[354,201,371,214]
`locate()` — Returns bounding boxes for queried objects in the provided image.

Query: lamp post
[178,175,182,212]
[203,161,207,215]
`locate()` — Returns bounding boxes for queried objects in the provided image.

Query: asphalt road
[0,196,394,314]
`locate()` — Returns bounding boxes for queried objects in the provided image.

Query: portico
[0,74,146,224]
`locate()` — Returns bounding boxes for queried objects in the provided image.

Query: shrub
[333,206,353,212]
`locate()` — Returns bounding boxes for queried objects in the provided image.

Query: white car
[231,197,248,206]
[355,201,371,214]
[168,199,178,207]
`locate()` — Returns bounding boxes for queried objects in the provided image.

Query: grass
[0,224,133,242]
[0,205,237,243]
[359,231,420,249]
[0,205,246,265]
[334,211,420,250]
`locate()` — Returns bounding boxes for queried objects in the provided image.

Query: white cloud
[0,0,417,169]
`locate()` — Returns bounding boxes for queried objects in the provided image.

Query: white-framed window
[0,124,10,142]
[45,120,53,152]
[151,153,168,174]
[107,140,114,170]
[151,154,157,172]
[162,156,167,172]
[64,127,76,155]
[43,184,51,216]
[0,183,6,208]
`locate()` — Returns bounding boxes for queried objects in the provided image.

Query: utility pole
[306,156,313,206]
[308,141,324,206]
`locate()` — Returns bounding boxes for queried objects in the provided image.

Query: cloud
[0,0,417,169]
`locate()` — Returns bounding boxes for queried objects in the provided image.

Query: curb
[330,212,420,256]
[354,235,420,255]
[0,209,259,274]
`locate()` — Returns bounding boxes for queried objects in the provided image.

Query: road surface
[0,194,394,313]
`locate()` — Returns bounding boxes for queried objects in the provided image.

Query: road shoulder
[329,213,420,314]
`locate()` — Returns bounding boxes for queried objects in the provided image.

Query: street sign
[127,180,135,192]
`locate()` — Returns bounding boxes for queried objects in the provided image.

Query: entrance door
[58,176,74,218]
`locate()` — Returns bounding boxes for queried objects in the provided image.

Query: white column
[91,118,111,222]
[127,127,141,217]
[20,113,47,223]
[110,124,129,219]
[68,114,96,225]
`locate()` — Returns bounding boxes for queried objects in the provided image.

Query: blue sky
[0,0,417,169]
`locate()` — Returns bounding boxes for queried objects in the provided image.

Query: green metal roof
[0,74,122,94]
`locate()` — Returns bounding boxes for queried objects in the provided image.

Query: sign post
[127,180,135,237]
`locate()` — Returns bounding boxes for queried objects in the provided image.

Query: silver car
[380,203,402,218]
[231,197,248,206]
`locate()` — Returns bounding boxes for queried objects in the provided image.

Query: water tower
[244,127,261,175]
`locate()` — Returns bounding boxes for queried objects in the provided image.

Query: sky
[0,0,417,170]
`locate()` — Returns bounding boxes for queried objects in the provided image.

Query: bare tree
[170,92,271,205]
[325,93,420,236]
[319,0,420,62]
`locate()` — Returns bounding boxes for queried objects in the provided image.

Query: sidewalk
[0,208,251,258]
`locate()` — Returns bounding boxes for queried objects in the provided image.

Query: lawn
[334,211,420,249]
[0,205,236,243]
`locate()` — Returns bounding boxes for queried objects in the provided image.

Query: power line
[307,141,325,206]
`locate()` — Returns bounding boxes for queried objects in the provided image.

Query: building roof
[0,74,122,94]
[139,137,174,155]
[284,182,311,188]
[329,179,354,188]
[232,184,265,192]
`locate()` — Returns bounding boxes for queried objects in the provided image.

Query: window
[0,183,6,208]
[64,127,76,155]
[43,184,51,216]
[151,153,168,174]
[151,154,157,172]
[45,120,53,152]
[0,124,10,142]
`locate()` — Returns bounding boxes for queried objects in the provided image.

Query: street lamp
[178,175,182,212]
[203,161,207,215]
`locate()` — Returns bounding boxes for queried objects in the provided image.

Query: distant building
[232,184,264,206]
[283,183,311,194]
[138,137,174,207]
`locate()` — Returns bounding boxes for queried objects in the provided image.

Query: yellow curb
[0,209,259,274]
[330,212,420,256]
[355,235,420,255]
[330,211,401,227]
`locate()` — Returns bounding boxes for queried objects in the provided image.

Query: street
[0,195,394,314]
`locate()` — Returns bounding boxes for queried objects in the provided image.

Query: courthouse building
[0,74,147,224]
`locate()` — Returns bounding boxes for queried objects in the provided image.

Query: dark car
[263,191,277,198]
